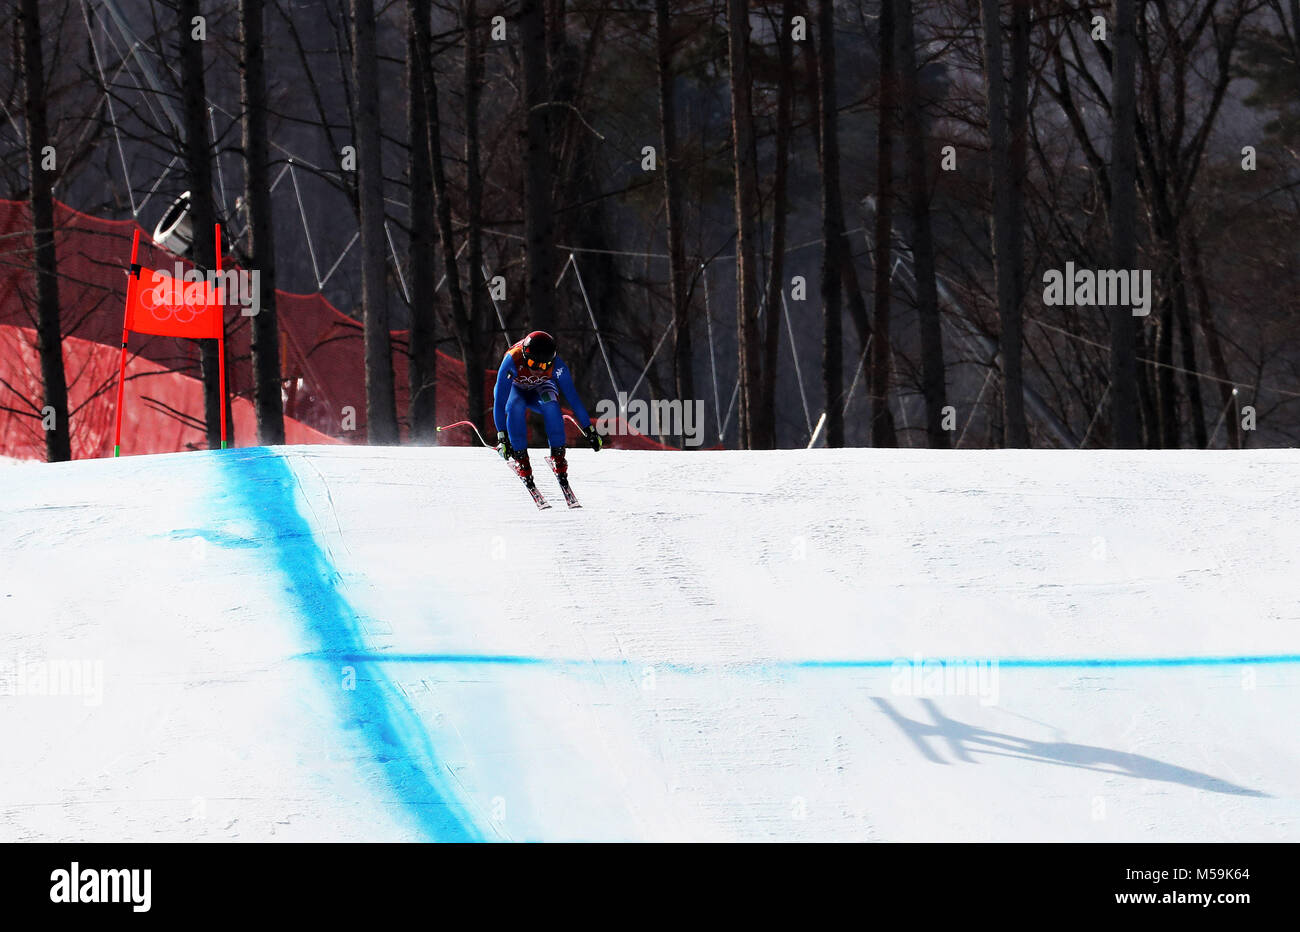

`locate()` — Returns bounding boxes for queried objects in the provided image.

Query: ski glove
[585,425,605,452]
[497,431,514,459]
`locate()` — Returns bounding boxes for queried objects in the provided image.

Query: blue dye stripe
[297,651,1300,672]
[219,447,481,842]
[798,654,1300,669]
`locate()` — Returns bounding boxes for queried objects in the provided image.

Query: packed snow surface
[2,445,1297,841]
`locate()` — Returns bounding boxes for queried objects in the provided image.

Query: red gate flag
[112,225,228,456]
[124,266,222,339]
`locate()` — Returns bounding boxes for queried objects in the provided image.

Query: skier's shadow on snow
[871,697,1267,797]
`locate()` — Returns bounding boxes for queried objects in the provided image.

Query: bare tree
[897,0,948,447]
[352,0,398,443]
[980,0,1029,446]
[1108,0,1140,448]
[178,0,227,448]
[817,0,845,447]
[756,0,796,451]
[407,0,437,443]
[462,0,489,431]
[871,0,898,448]
[19,0,71,461]
[726,0,762,449]
[1042,0,1251,448]
[1134,2,1248,448]
[520,0,556,334]
[426,0,471,435]
[655,0,697,444]
[802,8,874,428]
[240,0,285,445]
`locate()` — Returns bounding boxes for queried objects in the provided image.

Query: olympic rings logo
[139,276,200,325]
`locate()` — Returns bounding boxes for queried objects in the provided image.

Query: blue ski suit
[493,342,593,451]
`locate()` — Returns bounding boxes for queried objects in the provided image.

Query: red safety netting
[0,198,681,460]
[0,324,337,456]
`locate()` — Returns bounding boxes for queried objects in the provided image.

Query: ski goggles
[525,356,554,372]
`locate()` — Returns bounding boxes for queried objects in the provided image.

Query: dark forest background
[4,0,1300,457]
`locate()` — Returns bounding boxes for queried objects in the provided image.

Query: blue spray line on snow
[296,651,1300,672]
[217,447,482,842]
[797,654,1300,669]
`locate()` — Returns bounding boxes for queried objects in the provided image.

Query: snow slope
[1,445,1297,841]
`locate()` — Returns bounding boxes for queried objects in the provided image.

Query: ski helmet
[522,331,557,368]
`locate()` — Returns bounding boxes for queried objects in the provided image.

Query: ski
[545,456,582,508]
[505,456,551,510]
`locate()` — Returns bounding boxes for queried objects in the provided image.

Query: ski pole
[438,414,590,447]
[435,420,493,448]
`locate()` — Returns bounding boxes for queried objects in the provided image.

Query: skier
[493,331,604,485]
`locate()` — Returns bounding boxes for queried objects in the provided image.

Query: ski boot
[510,447,533,480]
[545,447,580,507]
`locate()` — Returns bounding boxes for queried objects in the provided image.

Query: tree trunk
[415,0,472,446]
[870,0,897,448]
[463,0,488,431]
[520,0,556,334]
[425,16,470,431]
[407,0,438,444]
[1185,231,1237,447]
[1149,207,1181,448]
[178,0,226,449]
[980,0,1027,447]
[1005,0,1029,444]
[897,0,948,448]
[726,0,762,449]
[1108,0,1140,448]
[547,0,566,85]
[802,31,870,358]
[821,0,873,439]
[1137,328,1159,447]
[839,229,873,426]
[655,0,698,445]
[816,0,845,448]
[1144,187,1182,452]
[352,0,399,443]
[756,0,795,450]
[1155,288,1179,447]
[240,0,285,445]
[1172,239,1206,449]
[19,0,71,462]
